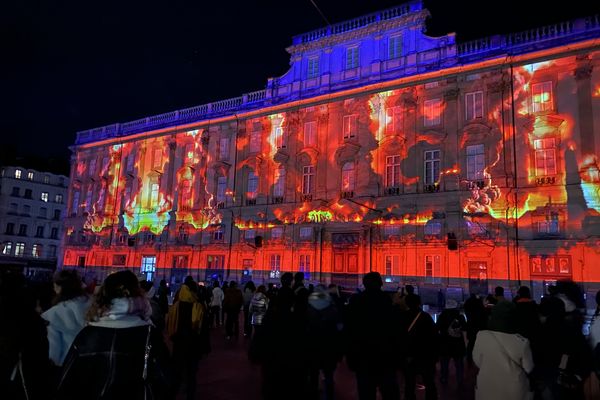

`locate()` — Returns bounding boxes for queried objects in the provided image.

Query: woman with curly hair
[55,270,169,400]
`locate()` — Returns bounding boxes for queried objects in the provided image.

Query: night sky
[3,0,599,175]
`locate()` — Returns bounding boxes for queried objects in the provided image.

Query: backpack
[447,318,462,338]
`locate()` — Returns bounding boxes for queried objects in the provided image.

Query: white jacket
[473,330,534,400]
[210,287,224,307]
[41,296,91,366]
[589,314,600,349]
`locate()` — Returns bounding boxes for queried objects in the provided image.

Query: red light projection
[64,49,600,296]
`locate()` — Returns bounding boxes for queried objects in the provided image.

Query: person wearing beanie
[472,301,534,400]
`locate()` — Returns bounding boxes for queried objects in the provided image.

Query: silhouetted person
[436,299,466,386]
[345,272,400,400]
[494,286,505,302]
[223,281,243,339]
[464,293,486,364]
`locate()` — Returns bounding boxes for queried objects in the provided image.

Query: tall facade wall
[63,4,600,301]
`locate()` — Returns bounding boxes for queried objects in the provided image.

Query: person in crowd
[328,283,345,314]
[41,270,90,368]
[513,286,541,345]
[242,281,256,337]
[140,280,165,332]
[402,293,438,400]
[345,272,400,400]
[209,280,224,328]
[306,285,343,400]
[436,299,466,386]
[249,285,269,337]
[494,286,506,303]
[0,270,50,400]
[266,282,278,302]
[223,281,243,339]
[472,300,534,400]
[167,275,210,400]
[292,271,309,317]
[56,270,170,400]
[463,293,486,365]
[157,279,170,316]
[589,290,600,380]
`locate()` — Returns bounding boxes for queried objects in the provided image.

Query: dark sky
[2,0,599,175]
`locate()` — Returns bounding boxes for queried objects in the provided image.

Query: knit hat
[487,300,517,334]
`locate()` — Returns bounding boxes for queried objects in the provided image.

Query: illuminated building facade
[63,1,600,300]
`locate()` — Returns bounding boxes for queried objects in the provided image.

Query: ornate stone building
[63,1,600,301]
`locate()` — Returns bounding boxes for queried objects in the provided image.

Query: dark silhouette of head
[281,272,293,288]
[362,272,383,291]
[53,269,85,304]
[88,270,142,320]
[494,286,504,297]
[212,280,220,288]
[405,284,415,295]
[294,272,305,284]
[405,294,421,310]
[517,286,531,299]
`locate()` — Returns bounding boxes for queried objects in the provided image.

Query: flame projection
[64,48,600,297]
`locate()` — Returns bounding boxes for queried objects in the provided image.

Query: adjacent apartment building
[0,166,68,277]
[62,1,600,301]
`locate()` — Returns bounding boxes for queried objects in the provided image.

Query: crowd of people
[1,267,600,400]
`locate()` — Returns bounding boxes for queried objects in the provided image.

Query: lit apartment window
[32,244,42,258]
[388,35,402,59]
[88,159,96,176]
[274,127,285,149]
[302,166,315,195]
[15,242,25,257]
[216,176,227,203]
[141,255,156,281]
[304,121,317,147]
[465,91,484,120]
[27,171,34,180]
[2,242,12,255]
[152,148,163,169]
[466,144,485,180]
[299,254,311,279]
[271,227,283,240]
[386,155,402,188]
[41,192,49,202]
[269,254,281,278]
[308,57,319,79]
[345,46,359,69]
[250,130,261,153]
[15,169,22,179]
[534,138,557,176]
[532,81,553,113]
[385,255,400,276]
[273,167,286,199]
[425,254,441,283]
[341,162,355,192]
[219,138,230,160]
[424,150,441,185]
[247,171,258,199]
[386,106,402,135]
[343,114,358,139]
[55,194,63,203]
[424,99,442,127]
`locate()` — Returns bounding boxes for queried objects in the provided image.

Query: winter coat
[473,330,534,400]
[210,287,224,307]
[402,308,439,361]
[243,288,254,306]
[436,309,466,358]
[223,287,243,312]
[41,296,90,366]
[306,291,342,370]
[250,292,269,326]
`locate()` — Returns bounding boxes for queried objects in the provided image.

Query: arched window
[341,162,355,191]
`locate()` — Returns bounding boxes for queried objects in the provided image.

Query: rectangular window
[2,242,12,255]
[184,143,194,165]
[424,222,442,237]
[141,256,157,281]
[218,138,230,160]
[71,192,80,214]
[341,163,355,192]
[23,205,30,216]
[51,227,59,239]
[532,81,553,113]
[32,244,41,258]
[43,175,50,184]
[15,170,22,179]
[534,138,557,176]
[343,115,358,139]
[424,99,442,127]
[48,245,57,258]
[299,254,311,279]
[250,131,261,153]
[172,255,189,269]
[55,194,63,203]
[345,46,359,69]
[113,254,127,266]
[15,242,25,257]
[299,227,312,240]
[39,207,47,218]
[5,223,14,235]
[24,189,32,199]
[150,183,160,206]
[152,148,163,170]
[388,35,402,59]
[245,229,256,240]
[385,255,400,276]
[538,212,560,235]
[9,203,17,214]
[383,225,400,237]
[303,121,317,147]
[11,187,19,196]
[424,150,441,185]
[386,155,402,188]
[18,224,27,236]
[386,106,402,135]
[269,254,281,278]
[425,254,441,283]
[53,209,61,220]
[274,127,285,149]
[271,227,283,240]
[213,227,224,242]
[41,192,49,202]
[247,171,258,200]
[308,57,319,78]
[302,166,315,195]
[466,144,485,181]
[36,226,44,238]
[465,91,484,121]
[216,176,227,203]
[273,168,286,199]
[207,255,225,270]
[126,152,135,173]
[88,159,96,176]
